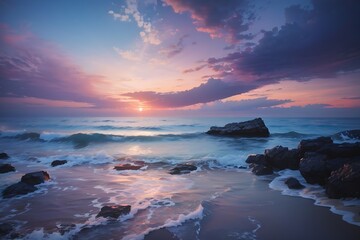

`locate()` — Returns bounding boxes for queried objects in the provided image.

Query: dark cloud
[159,34,188,58]
[123,78,256,108]
[342,96,360,100]
[206,0,360,81]
[164,0,254,43]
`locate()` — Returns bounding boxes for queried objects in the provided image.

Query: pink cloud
[0,25,116,109]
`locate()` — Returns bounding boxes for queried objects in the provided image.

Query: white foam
[122,204,204,240]
[269,169,360,227]
[39,132,67,141]
[227,216,261,240]
[35,151,115,167]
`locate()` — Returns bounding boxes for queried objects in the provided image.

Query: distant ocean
[1,117,360,239]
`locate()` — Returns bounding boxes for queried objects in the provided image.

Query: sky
[0,0,360,117]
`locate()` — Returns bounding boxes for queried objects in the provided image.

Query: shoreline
[145,170,360,240]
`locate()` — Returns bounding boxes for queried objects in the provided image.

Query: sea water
[0,117,359,239]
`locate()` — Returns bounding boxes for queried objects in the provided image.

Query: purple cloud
[160,34,189,58]
[164,0,254,43]
[175,100,360,118]
[200,97,292,112]
[0,25,111,106]
[123,78,256,108]
[206,0,360,81]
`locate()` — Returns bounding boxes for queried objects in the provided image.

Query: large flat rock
[206,118,270,137]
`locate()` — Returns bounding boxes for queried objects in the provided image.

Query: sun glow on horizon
[138,107,143,112]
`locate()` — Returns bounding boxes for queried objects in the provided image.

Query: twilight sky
[0,0,360,117]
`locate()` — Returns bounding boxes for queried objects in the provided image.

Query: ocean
[0,117,360,240]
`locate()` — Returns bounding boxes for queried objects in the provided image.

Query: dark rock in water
[2,182,38,198]
[0,223,13,237]
[114,163,144,171]
[285,177,305,189]
[51,160,68,167]
[333,129,360,140]
[169,164,197,175]
[251,164,273,175]
[206,118,270,137]
[298,137,333,157]
[326,163,360,199]
[0,152,10,159]
[144,227,179,240]
[57,223,76,235]
[299,152,329,185]
[246,154,266,165]
[21,171,50,185]
[96,205,131,219]
[264,146,300,170]
[0,164,15,173]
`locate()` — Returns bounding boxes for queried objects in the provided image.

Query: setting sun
[138,107,143,112]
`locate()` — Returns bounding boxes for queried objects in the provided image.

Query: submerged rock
[21,171,50,185]
[169,164,197,175]
[57,223,76,235]
[51,160,68,167]
[285,177,305,189]
[2,182,38,198]
[326,163,360,199]
[0,152,10,159]
[0,164,15,173]
[96,205,131,219]
[0,223,13,237]
[206,118,270,137]
[114,163,144,171]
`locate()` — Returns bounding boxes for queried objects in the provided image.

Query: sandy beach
[145,170,360,240]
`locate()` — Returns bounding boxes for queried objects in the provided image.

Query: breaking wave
[0,131,204,148]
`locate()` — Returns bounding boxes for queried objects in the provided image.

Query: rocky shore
[246,136,360,199]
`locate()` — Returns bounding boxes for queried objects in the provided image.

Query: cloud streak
[159,34,188,58]
[123,78,256,108]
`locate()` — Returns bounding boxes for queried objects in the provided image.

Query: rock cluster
[206,118,270,137]
[2,171,50,198]
[246,136,360,199]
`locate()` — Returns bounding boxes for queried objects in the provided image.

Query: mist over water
[0,117,360,239]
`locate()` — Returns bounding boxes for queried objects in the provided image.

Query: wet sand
[145,171,360,240]
[1,164,359,240]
